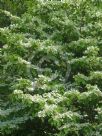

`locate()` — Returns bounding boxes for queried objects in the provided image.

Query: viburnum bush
[0,0,102,136]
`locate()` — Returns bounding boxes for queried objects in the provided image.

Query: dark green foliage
[0,0,102,136]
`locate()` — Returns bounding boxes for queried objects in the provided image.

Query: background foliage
[0,0,102,136]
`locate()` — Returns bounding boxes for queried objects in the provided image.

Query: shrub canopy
[0,0,102,136]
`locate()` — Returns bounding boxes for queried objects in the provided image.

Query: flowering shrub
[0,0,102,136]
